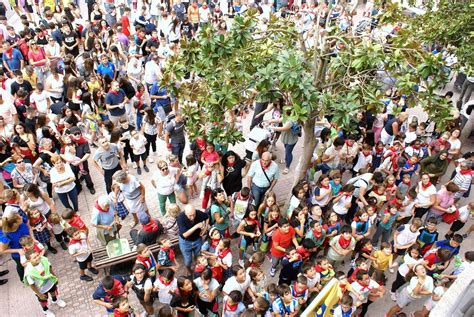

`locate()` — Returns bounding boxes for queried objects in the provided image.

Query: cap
[139,213,150,225]
[68,126,81,135]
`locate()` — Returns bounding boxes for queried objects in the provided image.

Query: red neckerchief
[343,192,352,197]
[30,216,43,226]
[224,300,238,312]
[227,161,235,167]
[355,280,370,291]
[438,138,447,146]
[69,215,86,230]
[386,183,395,189]
[137,255,152,269]
[5,47,13,59]
[361,247,372,255]
[312,228,323,239]
[297,246,311,259]
[7,198,18,204]
[218,247,231,259]
[402,179,411,187]
[142,219,159,232]
[109,89,119,95]
[421,181,432,190]
[345,140,353,147]
[194,264,206,273]
[211,265,223,282]
[113,308,129,317]
[245,218,259,228]
[73,136,88,145]
[412,145,420,150]
[161,246,175,261]
[292,282,308,296]
[69,237,84,246]
[460,169,472,175]
[375,147,384,154]
[158,275,172,286]
[211,238,220,249]
[196,138,206,150]
[338,235,352,249]
[95,201,108,213]
[107,279,125,297]
[321,184,330,190]
[260,159,270,170]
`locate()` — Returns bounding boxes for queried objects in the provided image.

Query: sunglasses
[17,160,24,163]
[73,132,81,136]
[161,167,168,171]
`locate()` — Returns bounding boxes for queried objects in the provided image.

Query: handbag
[116,201,130,220]
[442,209,459,224]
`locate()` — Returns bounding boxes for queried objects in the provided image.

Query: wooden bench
[92,237,179,271]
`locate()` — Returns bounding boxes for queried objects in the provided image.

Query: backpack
[290,121,302,136]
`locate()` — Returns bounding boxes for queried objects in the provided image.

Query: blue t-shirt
[435,239,460,258]
[2,48,24,71]
[0,219,30,259]
[150,83,171,108]
[97,62,116,80]
[92,275,127,312]
[105,89,126,116]
[379,212,399,230]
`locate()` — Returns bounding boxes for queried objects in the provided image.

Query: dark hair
[277,284,290,296]
[426,217,438,225]
[355,269,369,281]
[185,154,196,167]
[333,137,345,147]
[23,183,42,198]
[102,276,115,290]
[256,139,270,158]
[201,268,213,281]
[232,265,244,276]
[161,268,175,281]
[211,188,225,203]
[452,234,463,244]
[465,251,474,262]
[228,290,243,303]
[340,225,351,234]
[157,306,174,317]
[277,218,289,227]
[302,238,316,250]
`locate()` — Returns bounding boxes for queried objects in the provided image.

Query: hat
[139,213,150,225]
[68,126,81,135]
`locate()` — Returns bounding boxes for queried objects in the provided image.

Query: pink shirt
[430,188,454,216]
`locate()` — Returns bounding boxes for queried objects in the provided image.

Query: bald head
[261,151,272,167]
[184,204,196,221]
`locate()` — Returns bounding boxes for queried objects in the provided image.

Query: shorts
[396,287,416,308]
[134,152,148,161]
[78,253,93,270]
[154,105,167,121]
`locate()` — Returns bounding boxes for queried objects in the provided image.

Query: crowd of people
[0,0,472,317]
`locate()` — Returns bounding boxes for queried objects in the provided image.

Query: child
[417,217,439,255]
[351,238,376,266]
[422,248,451,275]
[19,236,46,267]
[223,290,246,317]
[49,213,69,250]
[28,208,57,254]
[390,244,423,299]
[384,174,398,202]
[398,156,419,184]
[351,210,371,243]
[315,255,335,286]
[272,284,300,317]
[398,173,412,197]
[262,283,278,315]
[371,205,399,246]
[297,238,317,261]
[201,227,221,254]
[301,262,322,297]
[66,227,98,281]
[113,296,134,317]
[249,267,267,299]
[245,251,265,272]
[208,256,224,284]
[193,255,209,279]
[311,174,332,213]
[136,244,158,278]
[397,187,417,225]
[335,272,364,306]
[288,184,305,219]
[183,154,199,198]
[62,144,86,175]
[236,207,261,266]
[369,242,395,276]
[333,294,357,317]
[261,204,281,254]
[445,202,474,239]
[62,208,89,235]
[371,141,386,171]
[278,246,303,285]
[329,170,343,196]
[230,187,252,235]
[23,250,67,315]
[157,239,178,272]
[153,268,177,305]
[393,218,422,260]
[130,129,149,174]
[368,184,387,209]
[348,258,370,283]
[290,275,309,306]
[305,221,326,251]
[353,144,373,175]
[327,225,356,266]
[332,184,355,223]
[309,205,324,224]
[214,238,233,281]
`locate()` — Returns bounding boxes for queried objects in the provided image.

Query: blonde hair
[50,154,63,164]
[3,189,20,203]
[49,213,61,224]
[166,203,180,218]
[1,214,23,233]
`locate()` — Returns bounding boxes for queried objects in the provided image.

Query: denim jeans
[284,143,297,169]
[179,236,203,268]
[57,187,79,211]
[171,143,185,164]
[251,183,269,208]
[158,192,176,215]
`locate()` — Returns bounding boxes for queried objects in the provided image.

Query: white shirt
[215,246,232,268]
[50,164,76,193]
[416,182,436,208]
[194,277,220,302]
[199,7,210,23]
[68,232,90,262]
[153,277,177,304]
[30,90,50,114]
[222,275,251,296]
[395,224,420,247]
[350,279,380,303]
[404,131,417,145]
[333,194,351,216]
[353,153,372,172]
[153,169,177,195]
[129,134,147,155]
[398,253,423,277]
[144,60,162,85]
[45,74,64,99]
[458,205,471,223]
[407,276,434,298]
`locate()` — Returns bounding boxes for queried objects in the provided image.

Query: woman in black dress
[220,150,248,196]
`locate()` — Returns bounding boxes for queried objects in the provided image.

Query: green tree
[162,1,453,186]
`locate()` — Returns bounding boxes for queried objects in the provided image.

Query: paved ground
[1,2,473,317]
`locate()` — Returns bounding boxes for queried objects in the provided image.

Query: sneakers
[270,267,276,277]
[132,162,138,169]
[48,246,58,254]
[80,275,93,282]
[143,165,149,173]
[389,268,395,273]
[88,267,99,275]
[282,168,289,175]
[238,259,245,267]
[43,309,55,317]
[390,291,397,301]
[60,242,68,250]
[149,157,154,163]
[137,167,142,175]
[52,299,66,308]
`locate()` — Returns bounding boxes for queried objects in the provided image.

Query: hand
[106,303,114,310]
[195,222,204,230]
[185,305,195,312]
[105,225,113,231]
[37,293,47,301]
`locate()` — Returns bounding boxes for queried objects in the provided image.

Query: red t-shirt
[121,16,130,37]
[201,150,220,165]
[423,250,440,267]
[271,227,295,257]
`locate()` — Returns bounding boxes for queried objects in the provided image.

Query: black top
[222,159,246,196]
[177,209,208,241]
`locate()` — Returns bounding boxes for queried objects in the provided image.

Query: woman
[270,115,300,174]
[380,112,408,145]
[447,128,462,161]
[162,203,180,240]
[428,132,451,157]
[414,173,437,219]
[11,123,37,163]
[220,150,247,196]
[44,37,62,66]
[22,183,56,219]
[0,213,32,280]
[151,161,178,215]
[33,137,56,196]
[0,116,13,142]
[450,160,473,202]
[170,276,198,317]
[425,183,460,223]
[27,41,48,83]
[251,139,270,161]
[113,170,148,227]
[11,157,37,190]
[419,150,449,184]
[210,188,231,238]
[44,68,65,103]
[50,154,78,211]
[127,264,155,316]
[90,3,104,25]
[386,264,434,317]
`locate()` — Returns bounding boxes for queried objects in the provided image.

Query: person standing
[151,161,178,215]
[68,127,96,194]
[270,116,300,175]
[105,81,128,125]
[113,170,148,227]
[165,110,186,164]
[92,136,126,194]
[91,195,119,246]
[50,155,78,212]
[177,204,209,275]
[247,151,279,208]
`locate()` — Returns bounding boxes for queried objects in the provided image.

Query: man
[91,196,119,246]
[130,213,162,246]
[61,24,79,56]
[177,204,209,274]
[315,136,345,174]
[2,42,24,75]
[92,136,126,193]
[10,70,33,100]
[69,126,95,194]
[97,55,116,81]
[144,54,162,90]
[105,81,128,124]
[222,265,251,297]
[247,151,279,208]
[165,110,186,164]
[346,171,384,222]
